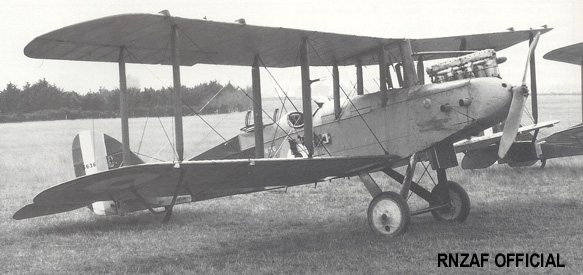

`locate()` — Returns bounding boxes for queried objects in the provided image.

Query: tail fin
[72,130,144,177]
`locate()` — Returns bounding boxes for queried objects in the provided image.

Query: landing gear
[360,153,472,236]
[367,191,410,237]
[430,181,470,222]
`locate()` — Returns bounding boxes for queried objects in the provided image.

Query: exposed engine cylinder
[427,49,501,83]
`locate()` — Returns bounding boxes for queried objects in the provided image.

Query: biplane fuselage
[234,78,512,161]
[89,77,514,217]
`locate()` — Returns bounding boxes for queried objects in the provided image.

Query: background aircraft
[13,13,548,236]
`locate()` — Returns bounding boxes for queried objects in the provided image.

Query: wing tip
[13,203,85,220]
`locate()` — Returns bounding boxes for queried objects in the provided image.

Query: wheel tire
[430,181,470,222]
[367,191,411,237]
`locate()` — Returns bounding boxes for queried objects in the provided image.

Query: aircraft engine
[427,49,505,83]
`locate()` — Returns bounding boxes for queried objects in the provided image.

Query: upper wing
[454,120,559,153]
[411,30,551,60]
[543,42,583,65]
[24,13,550,67]
[19,156,394,210]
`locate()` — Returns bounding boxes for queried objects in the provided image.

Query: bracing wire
[135,152,167,162]
[523,105,535,124]
[260,48,302,157]
[197,95,247,141]
[137,115,149,155]
[180,98,231,145]
[178,27,292,132]
[194,85,228,115]
[234,86,311,146]
[306,38,388,154]
[156,116,178,161]
[258,55,300,112]
[421,162,437,186]
[125,48,170,89]
[126,40,235,160]
[124,45,182,162]
[177,27,277,135]
[178,26,299,129]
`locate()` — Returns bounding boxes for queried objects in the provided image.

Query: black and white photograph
[1,0,582,273]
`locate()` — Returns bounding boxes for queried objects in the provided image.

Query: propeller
[498,32,541,158]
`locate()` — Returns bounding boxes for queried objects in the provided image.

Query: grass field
[1,95,583,274]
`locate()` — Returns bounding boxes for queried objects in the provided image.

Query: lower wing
[14,155,397,220]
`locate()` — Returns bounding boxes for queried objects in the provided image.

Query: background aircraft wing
[454,121,558,169]
[543,42,583,65]
[540,123,583,159]
[454,120,558,153]
[15,156,395,219]
[24,13,550,68]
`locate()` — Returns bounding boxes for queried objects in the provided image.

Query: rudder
[72,130,143,177]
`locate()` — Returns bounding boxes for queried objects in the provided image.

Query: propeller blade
[498,32,541,158]
[521,32,541,86]
[498,86,527,158]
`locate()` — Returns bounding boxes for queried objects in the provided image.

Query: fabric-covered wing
[540,124,583,159]
[22,156,394,209]
[412,30,551,60]
[24,13,550,68]
[543,42,583,65]
[13,203,87,220]
[454,120,558,153]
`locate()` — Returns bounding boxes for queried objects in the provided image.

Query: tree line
[0,79,253,123]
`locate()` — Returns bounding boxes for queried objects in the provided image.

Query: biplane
[13,12,550,236]
[454,41,583,169]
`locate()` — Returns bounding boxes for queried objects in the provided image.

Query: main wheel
[367,191,411,237]
[430,181,470,222]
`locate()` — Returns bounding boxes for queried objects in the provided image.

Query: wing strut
[300,37,314,157]
[356,60,364,95]
[416,55,425,85]
[379,45,388,106]
[171,23,184,162]
[118,46,131,166]
[399,39,418,88]
[529,32,539,141]
[333,61,341,119]
[252,55,264,157]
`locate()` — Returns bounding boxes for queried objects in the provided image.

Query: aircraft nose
[470,78,514,126]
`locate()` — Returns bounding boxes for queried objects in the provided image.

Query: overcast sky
[2,0,582,97]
